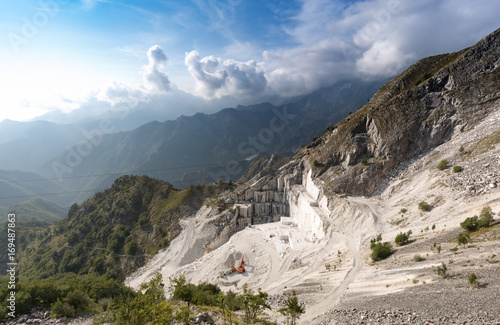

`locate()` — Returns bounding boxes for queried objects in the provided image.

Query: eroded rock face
[302,27,500,195]
[232,28,500,234]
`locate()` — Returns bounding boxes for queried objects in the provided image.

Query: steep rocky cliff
[228,28,499,237]
[297,27,500,196]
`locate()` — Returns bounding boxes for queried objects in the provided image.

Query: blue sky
[1,0,499,122]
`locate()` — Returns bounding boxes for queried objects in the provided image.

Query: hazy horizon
[1,0,499,123]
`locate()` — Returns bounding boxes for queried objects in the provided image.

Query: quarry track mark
[302,218,364,322]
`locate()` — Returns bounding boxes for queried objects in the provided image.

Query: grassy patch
[467,221,500,240]
[466,129,500,159]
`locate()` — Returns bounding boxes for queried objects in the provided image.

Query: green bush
[436,262,448,278]
[461,216,479,231]
[240,284,270,324]
[171,277,221,307]
[15,291,33,315]
[224,290,242,311]
[370,242,392,261]
[107,231,126,253]
[64,290,92,315]
[313,159,319,167]
[370,236,392,261]
[114,273,172,325]
[395,231,410,246]
[478,206,494,228]
[0,273,130,321]
[360,157,368,166]
[418,201,431,212]
[28,282,62,305]
[461,207,494,232]
[279,290,305,325]
[191,282,221,306]
[127,241,138,255]
[457,232,470,247]
[453,166,463,173]
[468,273,478,287]
[51,299,76,319]
[437,159,449,170]
[413,254,425,262]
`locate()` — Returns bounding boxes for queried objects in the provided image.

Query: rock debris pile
[447,155,500,196]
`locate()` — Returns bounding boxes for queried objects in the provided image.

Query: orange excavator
[238,256,245,273]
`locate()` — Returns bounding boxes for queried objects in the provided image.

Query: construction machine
[238,256,245,273]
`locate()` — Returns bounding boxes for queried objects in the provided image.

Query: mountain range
[2,27,500,325]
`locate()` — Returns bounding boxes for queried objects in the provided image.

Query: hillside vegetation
[3,175,230,279]
[0,198,67,225]
[0,170,72,213]
[38,80,383,197]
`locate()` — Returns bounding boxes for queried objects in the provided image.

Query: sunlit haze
[1,0,499,122]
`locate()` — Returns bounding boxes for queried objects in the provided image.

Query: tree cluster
[460,206,494,232]
[370,234,392,261]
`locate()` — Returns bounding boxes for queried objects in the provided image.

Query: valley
[1,23,500,325]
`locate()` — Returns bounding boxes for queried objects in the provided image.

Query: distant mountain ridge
[37,79,384,197]
[0,120,86,172]
[0,198,67,225]
[0,170,72,213]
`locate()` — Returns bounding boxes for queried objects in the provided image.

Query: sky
[1,0,499,122]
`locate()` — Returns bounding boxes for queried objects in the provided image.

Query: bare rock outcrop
[302,27,500,195]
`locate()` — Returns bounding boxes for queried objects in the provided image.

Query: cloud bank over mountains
[185,51,267,99]
[144,0,500,102]
[29,0,500,123]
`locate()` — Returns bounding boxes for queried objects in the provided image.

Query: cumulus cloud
[143,45,171,93]
[185,51,267,99]
[263,38,359,97]
[355,40,415,76]
[96,81,145,106]
[93,45,172,109]
[257,0,500,97]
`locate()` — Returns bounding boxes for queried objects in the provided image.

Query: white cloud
[185,51,267,99]
[263,38,359,97]
[96,81,145,106]
[86,45,173,111]
[253,0,500,97]
[143,45,171,93]
[355,40,415,76]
